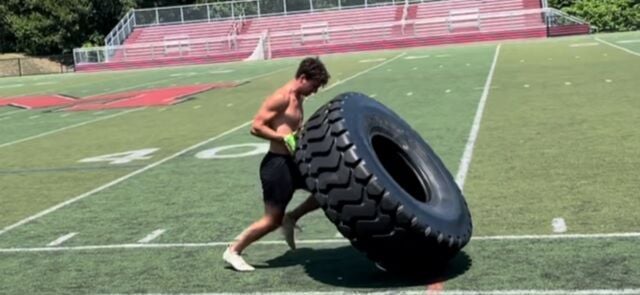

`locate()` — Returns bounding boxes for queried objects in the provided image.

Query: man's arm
[250,94,288,142]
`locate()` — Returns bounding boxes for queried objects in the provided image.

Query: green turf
[1,238,639,294]
[464,34,640,236]
[0,31,639,294]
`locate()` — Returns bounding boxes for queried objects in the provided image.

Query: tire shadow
[258,246,471,288]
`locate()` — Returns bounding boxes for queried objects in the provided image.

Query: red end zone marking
[0,83,238,111]
[0,95,76,109]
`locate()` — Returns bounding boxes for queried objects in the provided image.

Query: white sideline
[0,54,402,237]
[595,37,640,57]
[455,44,501,191]
[2,232,639,253]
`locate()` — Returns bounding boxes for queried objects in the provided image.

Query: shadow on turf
[258,246,471,288]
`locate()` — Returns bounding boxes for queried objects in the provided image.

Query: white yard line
[2,232,639,253]
[455,44,501,190]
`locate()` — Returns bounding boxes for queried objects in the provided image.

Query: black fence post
[18,58,22,76]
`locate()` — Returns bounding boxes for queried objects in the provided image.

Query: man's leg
[224,204,284,271]
[282,194,320,250]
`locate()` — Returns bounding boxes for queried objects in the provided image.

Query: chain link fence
[0,55,74,78]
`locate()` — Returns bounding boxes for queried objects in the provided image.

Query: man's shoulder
[268,88,292,103]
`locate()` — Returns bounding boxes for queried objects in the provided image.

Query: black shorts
[259,152,306,211]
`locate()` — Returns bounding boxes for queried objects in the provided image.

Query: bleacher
[75,0,589,71]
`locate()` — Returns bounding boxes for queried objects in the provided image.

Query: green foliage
[563,0,640,32]
[548,0,577,9]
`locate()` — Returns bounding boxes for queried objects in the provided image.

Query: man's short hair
[296,57,330,87]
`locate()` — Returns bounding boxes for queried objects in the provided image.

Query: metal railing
[81,7,592,67]
[104,0,427,48]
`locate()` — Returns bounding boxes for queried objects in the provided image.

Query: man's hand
[283,132,298,154]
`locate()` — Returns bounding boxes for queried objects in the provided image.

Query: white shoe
[223,247,255,272]
[281,214,300,250]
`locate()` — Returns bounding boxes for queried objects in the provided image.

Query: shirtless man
[223,57,331,271]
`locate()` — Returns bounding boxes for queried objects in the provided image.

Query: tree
[563,0,640,31]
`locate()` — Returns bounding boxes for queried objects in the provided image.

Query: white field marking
[412,67,418,70]
[565,81,572,86]
[138,229,166,243]
[359,58,387,63]
[445,89,452,93]
[370,93,377,98]
[466,63,471,66]
[195,82,202,85]
[46,232,77,247]
[473,86,499,90]
[4,232,640,253]
[455,44,501,191]
[404,54,430,59]
[575,55,581,59]
[596,37,640,57]
[524,84,530,88]
[170,73,183,77]
[0,55,403,237]
[435,54,451,58]
[552,218,567,233]
[439,65,444,68]
[34,81,56,86]
[193,105,202,109]
[520,59,525,63]
[334,232,343,238]
[386,68,393,72]
[0,84,24,89]
[548,58,553,61]
[226,103,233,107]
[93,111,105,115]
[0,109,26,117]
[606,79,613,83]
[406,92,413,96]
[29,115,40,119]
[94,289,640,295]
[0,108,141,149]
[570,42,600,47]
[158,108,167,112]
[60,113,71,117]
[617,39,640,44]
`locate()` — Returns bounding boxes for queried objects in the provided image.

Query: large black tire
[295,92,472,272]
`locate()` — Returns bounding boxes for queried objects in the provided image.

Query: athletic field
[1,31,639,294]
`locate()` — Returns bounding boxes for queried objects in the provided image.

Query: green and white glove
[283,132,298,154]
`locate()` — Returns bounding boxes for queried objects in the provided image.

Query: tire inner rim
[371,134,431,203]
